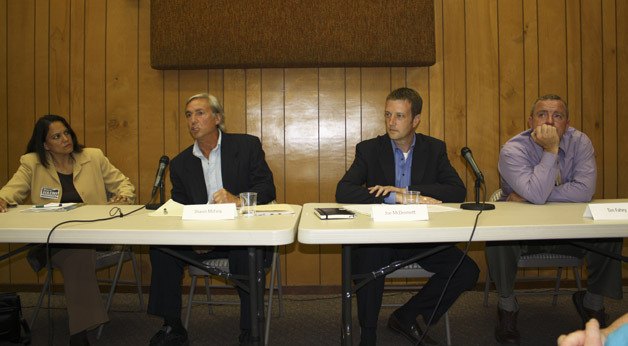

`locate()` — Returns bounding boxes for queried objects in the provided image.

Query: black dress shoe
[495,307,520,345]
[26,244,47,272]
[387,313,438,345]
[149,325,189,346]
[572,290,608,328]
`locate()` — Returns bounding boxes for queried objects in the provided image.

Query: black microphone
[461,147,484,183]
[460,147,494,211]
[151,155,170,197]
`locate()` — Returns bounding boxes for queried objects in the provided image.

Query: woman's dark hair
[26,114,84,168]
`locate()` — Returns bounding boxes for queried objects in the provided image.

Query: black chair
[184,246,283,346]
[483,189,584,307]
[30,247,144,339]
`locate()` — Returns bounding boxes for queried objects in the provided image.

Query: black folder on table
[314,207,355,220]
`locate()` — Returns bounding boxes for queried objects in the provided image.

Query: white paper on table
[254,204,295,216]
[149,199,184,217]
[342,204,373,216]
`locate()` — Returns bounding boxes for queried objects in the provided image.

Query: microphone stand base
[460,202,495,211]
[145,203,163,210]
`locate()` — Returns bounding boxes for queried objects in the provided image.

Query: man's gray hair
[529,94,569,119]
[186,93,226,131]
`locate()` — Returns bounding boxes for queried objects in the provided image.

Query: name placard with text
[182,203,237,220]
[583,203,628,220]
[372,204,429,221]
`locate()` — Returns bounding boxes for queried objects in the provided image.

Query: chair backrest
[488,189,503,202]
[385,263,434,279]
[188,258,231,276]
[517,253,583,268]
[95,248,132,270]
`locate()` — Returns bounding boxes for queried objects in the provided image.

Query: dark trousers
[485,238,623,299]
[353,244,479,333]
[148,246,268,331]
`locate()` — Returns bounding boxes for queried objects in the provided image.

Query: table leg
[248,246,261,345]
[255,247,265,343]
[341,244,353,346]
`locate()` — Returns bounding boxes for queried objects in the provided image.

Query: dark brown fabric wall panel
[150,0,435,69]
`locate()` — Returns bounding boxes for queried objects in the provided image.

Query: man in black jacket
[336,87,479,345]
[148,93,276,346]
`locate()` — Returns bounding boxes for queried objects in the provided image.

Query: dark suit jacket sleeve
[409,139,466,203]
[169,147,206,205]
[335,140,386,204]
[336,134,466,204]
[221,134,276,205]
[169,163,187,204]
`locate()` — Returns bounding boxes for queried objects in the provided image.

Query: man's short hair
[185,93,226,131]
[386,87,423,118]
[530,94,569,119]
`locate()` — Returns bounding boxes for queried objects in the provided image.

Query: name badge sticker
[583,203,628,220]
[40,187,59,200]
[371,204,429,221]
[182,203,237,220]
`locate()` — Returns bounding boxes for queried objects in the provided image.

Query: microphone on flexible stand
[146,155,169,210]
[460,147,495,211]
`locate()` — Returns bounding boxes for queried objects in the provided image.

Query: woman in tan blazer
[0,114,135,345]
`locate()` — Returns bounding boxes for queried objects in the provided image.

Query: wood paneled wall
[1,0,627,288]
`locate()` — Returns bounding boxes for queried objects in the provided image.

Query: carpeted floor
[17,288,628,345]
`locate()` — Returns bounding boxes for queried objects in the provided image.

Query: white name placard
[371,204,429,221]
[182,203,237,220]
[583,203,628,220]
